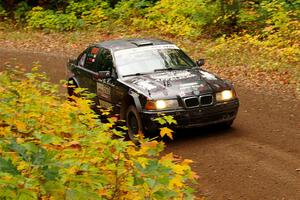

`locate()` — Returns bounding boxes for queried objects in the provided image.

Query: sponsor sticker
[132,79,157,90]
[97,82,111,100]
[151,71,196,81]
[91,47,99,54]
[114,44,179,56]
[179,82,200,96]
[201,71,217,81]
[98,99,112,108]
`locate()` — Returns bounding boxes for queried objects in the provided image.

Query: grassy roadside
[0,24,299,99]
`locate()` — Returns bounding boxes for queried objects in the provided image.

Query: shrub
[0,67,197,199]
[66,0,106,17]
[13,1,31,23]
[139,0,217,37]
[206,29,300,74]
[26,6,82,31]
[81,5,110,28]
[26,2,112,31]
[111,0,153,28]
[0,0,7,19]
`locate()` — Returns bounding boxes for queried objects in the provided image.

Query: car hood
[118,69,232,99]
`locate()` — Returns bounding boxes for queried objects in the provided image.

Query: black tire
[219,119,234,129]
[67,78,78,97]
[126,105,144,142]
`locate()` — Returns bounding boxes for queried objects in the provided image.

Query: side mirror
[68,57,77,64]
[97,71,111,79]
[67,58,76,67]
[196,59,205,67]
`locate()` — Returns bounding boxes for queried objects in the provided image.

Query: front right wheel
[219,119,234,129]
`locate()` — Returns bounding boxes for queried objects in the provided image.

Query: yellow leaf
[161,153,174,161]
[105,123,113,128]
[97,188,108,196]
[137,157,148,168]
[16,138,24,144]
[2,175,13,181]
[0,87,5,93]
[68,166,78,175]
[138,130,144,139]
[16,121,27,132]
[173,164,187,175]
[139,141,158,155]
[169,175,183,188]
[159,153,174,167]
[17,161,28,171]
[142,141,158,149]
[189,171,200,180]
[0,127,10,136]
[90,157,99,164]
[160,127,173,140]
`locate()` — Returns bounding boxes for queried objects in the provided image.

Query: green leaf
[17,189,37,200]
[0,158,19,175]
[145,178,155,188]
[34,133,63,145]
[43,166,59,181]
[153,117,166,125]
[7,140,30,162]
[164,115,177,125]
[43,181,65,199]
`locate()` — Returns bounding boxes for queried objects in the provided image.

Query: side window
[85,47,100,71]
[78,53,86,67]
[97,48,113,72]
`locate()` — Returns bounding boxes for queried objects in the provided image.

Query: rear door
[76,46,100,93]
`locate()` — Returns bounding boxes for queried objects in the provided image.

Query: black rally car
[67,39,239,139]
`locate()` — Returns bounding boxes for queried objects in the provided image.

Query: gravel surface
[1,49,299,200]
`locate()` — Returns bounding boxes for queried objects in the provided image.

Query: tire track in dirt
[166,87,300,199]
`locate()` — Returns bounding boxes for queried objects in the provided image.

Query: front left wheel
[126,105,144,142]
[67,78,78,97]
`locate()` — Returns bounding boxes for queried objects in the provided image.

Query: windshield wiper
[189,66,199,70]
[155,66,196,72]
[154,67,177,72]
[122,73,147,78]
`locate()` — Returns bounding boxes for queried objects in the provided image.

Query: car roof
[94,38,174,52]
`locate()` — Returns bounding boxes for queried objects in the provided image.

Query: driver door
[95,48,115,108]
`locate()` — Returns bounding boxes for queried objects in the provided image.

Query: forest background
[0,0,299,96]
[0,1,299,199]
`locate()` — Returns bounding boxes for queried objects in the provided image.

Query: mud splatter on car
[67,38,239,140]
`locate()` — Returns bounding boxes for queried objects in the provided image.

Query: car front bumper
[140,99,239,131]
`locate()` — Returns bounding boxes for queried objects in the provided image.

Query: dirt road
[1,49,299,200]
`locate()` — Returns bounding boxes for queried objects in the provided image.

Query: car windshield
[114,45,196,77]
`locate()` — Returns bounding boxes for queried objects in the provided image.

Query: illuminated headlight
[145,99,178,110]
[216,90,234,102]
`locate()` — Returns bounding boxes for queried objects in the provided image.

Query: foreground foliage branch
[0,67,197,199]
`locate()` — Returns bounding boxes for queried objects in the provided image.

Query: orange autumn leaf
[15,121,27,132]
[160,127,173,140]
[182,159,193,165]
